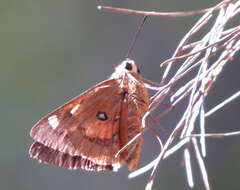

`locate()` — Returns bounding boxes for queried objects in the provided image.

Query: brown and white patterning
[29,59,149,172]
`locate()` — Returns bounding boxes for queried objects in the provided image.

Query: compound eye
[137,68,140,73]
[125,62,132,71]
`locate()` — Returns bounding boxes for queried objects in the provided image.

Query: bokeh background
[1,0,240,190]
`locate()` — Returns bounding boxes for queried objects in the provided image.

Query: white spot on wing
[70,104,80,115]
[48,115,59,129]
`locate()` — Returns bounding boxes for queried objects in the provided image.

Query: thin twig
[98,0,235,17]
[205,90,240,117]
[190,131,240,138]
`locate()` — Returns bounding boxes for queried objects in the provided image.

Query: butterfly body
[29,59,149,171]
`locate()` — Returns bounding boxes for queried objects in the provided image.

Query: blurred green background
[1,0,240,190]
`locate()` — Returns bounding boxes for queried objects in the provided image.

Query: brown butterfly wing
[30,72,149,171]
[30,79,124,171]
[29,141,115,171]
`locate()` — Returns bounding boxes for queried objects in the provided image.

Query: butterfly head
[118,59,140,73]
[111,59,141,79]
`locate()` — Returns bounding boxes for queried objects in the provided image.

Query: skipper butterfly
[29,59,149,171]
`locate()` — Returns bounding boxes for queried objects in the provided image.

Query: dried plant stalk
[100,0,240,189]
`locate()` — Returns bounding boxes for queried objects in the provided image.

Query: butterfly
[29,59,149,172]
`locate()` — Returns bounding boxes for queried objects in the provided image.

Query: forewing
[30,79,124,169]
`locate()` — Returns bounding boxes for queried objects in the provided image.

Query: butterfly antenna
[125,15,148,59]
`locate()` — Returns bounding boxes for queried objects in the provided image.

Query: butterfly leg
[126,137,143,170]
